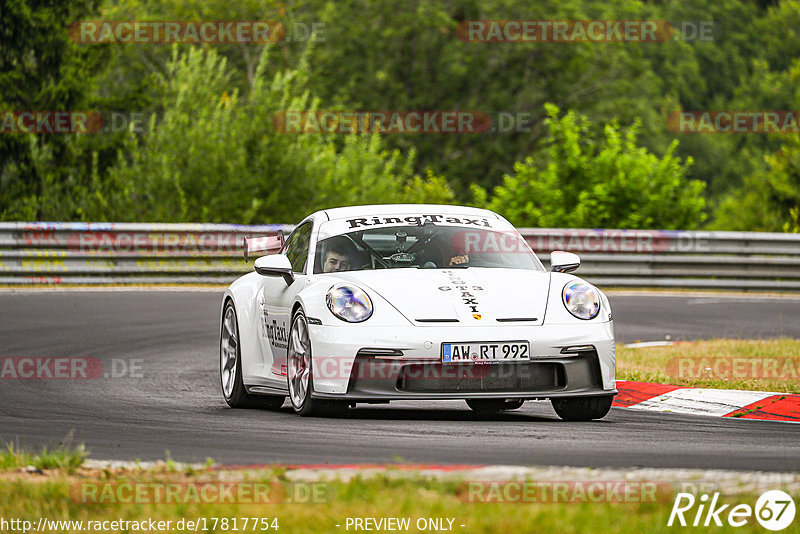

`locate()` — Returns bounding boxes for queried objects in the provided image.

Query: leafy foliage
[473,105,704,229]
[1,442,87,472]
[91,47,453,222]
[0,0,108,219]
[712,135,800,231]
[2,0,799,231]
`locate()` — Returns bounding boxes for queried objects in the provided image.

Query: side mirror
[254,254,294,285]
[550,250,580,273]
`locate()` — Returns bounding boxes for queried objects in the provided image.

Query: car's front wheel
[551,395,614,421]
[221,301,284,409]
[287,310,344,417]
[465,399,525,412]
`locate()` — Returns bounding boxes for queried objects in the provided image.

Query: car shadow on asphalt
[290,402,602,423]
[208,402,616,424]
[330,407,561,423]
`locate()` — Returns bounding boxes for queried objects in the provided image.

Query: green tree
[712,136,800,232]
[94,46,453,222]
[473,104,705,229]
[0,0,107,219]
[296,0,671,195]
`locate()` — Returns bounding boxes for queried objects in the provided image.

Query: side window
[283,222,313,273]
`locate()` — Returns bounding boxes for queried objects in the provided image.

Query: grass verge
[617,338,800,393]
[1,466,798,534]
[0,442,87,472]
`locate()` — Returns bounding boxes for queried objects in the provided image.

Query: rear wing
[243,232,284,262]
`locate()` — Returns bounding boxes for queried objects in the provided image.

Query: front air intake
[356,348,404,359]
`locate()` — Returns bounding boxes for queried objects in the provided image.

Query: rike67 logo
[668,490,796,531]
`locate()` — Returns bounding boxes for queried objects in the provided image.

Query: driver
[322,237,357,272]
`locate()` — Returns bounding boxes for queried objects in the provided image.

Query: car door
[259,220,314,379]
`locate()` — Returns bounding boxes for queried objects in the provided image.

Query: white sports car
[220,204,616,420]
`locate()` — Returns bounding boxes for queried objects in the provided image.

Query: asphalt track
[1,290,799,471]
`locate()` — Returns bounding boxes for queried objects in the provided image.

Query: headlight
[326,284,373,323]
[562,282,600,320]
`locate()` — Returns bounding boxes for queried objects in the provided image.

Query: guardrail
[0,222,293,285]
[1,222,799,290]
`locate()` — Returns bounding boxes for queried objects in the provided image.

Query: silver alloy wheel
[288,314,311,409]
[220,305,238,399]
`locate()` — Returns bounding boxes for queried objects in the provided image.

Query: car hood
[331,268,551,326]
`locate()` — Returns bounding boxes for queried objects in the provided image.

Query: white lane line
[0,286,225,293]
[628,388,776,417]
[607,290,800,300]
[623,341,675,349]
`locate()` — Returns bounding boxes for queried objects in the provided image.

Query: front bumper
[308,322,615,398]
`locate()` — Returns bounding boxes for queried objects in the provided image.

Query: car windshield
[314,223,544,274]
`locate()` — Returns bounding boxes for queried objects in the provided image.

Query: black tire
[466,399,525,412]
[551,395,614,421]
[220,301,285,409]
[287,310,343,417]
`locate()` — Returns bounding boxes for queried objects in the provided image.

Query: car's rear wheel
[287,310,344,417]
[466,399,525,412]
[551,395,614,421]
[221,301,285,409]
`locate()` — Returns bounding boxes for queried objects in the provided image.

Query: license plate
[441,341,530,364]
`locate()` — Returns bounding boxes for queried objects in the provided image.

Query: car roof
[319,204,500,221]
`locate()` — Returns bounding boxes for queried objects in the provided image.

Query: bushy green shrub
[712,135,800,232]
[94,46,454,222]
[474,104,705,229]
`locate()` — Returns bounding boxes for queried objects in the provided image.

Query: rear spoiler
[243,232,285,262]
